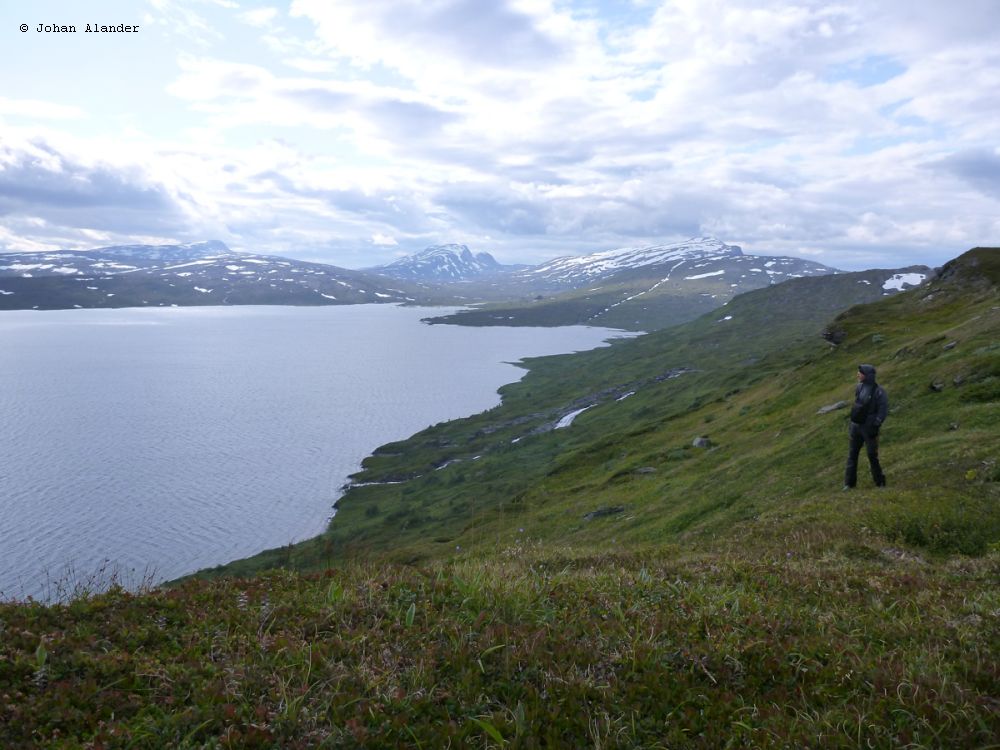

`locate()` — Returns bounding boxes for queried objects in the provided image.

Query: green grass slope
[220,251,998,571]
[2,551,997,747]
[1,249,997,748]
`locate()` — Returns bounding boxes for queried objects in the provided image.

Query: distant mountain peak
[417,243,471,255]
[375,244,506,281]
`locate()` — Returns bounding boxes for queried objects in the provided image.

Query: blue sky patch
[825,55,906,87]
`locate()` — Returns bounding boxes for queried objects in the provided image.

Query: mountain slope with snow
[516,236,834,288]
[0,236,932,320]
[0,242,436,311]
[427,237,929,330]
[371,244,518,282]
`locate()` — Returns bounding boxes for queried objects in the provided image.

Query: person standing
[843,364,888,489]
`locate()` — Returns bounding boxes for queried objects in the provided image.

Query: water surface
[0,305,628,599]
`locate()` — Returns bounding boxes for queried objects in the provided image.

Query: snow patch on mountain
[374,244,506,281]
[0,240,416,310]
[882,272,927,291]
[95,240,232,261]
[556,406,592,429]
[519,236,838,291]
[523,237,742,284]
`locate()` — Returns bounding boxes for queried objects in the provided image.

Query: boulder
[821,327,847,345]
[692,436,713,449]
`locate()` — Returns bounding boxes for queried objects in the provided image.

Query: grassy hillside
[1,249,997,748]
[219,251,999,571]
[2,548,996,747]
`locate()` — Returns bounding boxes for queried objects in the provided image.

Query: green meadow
[2,249,997,748]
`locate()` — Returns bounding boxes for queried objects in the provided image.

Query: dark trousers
[845,423,885,487]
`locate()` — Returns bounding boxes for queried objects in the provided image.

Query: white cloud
[2,0,998,268]
[281,57,340,74]
[288,0,573,77]
[371,232,398,246]
[0,97,86,120]
[239,7,280,27]
[143,0,224,45]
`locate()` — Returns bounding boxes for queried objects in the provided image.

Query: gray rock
[943,341,957,350]
[692,436,713,449]
[821,327,846,345]
[930,381,945,392]
[583,506,625,520]
[817,400,848,414]
[953,374,964,386]
[948,422,960,431]
[634,467,657,474]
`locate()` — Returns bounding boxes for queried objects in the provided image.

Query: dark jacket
[850,364,888,432]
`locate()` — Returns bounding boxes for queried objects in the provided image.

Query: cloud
[372,232,398,246]
[281,87,354,112]
[0,97,86,120]
[239,7,280,27]
[143,0,224,45]
[289,0,568,75]
[168,57,459,144]
[365,99,459,139]
[3,0,999,269]
[931,148,1000,198]
[0,141,184,236]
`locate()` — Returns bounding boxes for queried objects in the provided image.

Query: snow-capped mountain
[517,236,836,288]
[0,241,235,280]
[0,236,932,319]
[372,244,513,281]
[85,240,232,262]
[426,237,856,330]
[0,241,428,311]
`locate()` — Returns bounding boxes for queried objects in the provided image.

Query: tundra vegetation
[1,249,997,748]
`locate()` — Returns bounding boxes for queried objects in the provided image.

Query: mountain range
[425,236,929,330]
[0,237,931,331]
[0,241,432,310]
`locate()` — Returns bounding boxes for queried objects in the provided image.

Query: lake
[0,305,629,600]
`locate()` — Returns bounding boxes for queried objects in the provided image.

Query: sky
[0,0,998,270]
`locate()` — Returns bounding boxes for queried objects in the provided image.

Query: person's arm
[873,388,889,427]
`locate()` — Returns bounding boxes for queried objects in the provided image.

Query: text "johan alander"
[35,23,140,33]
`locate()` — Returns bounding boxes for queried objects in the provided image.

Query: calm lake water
[0,305,629,600]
